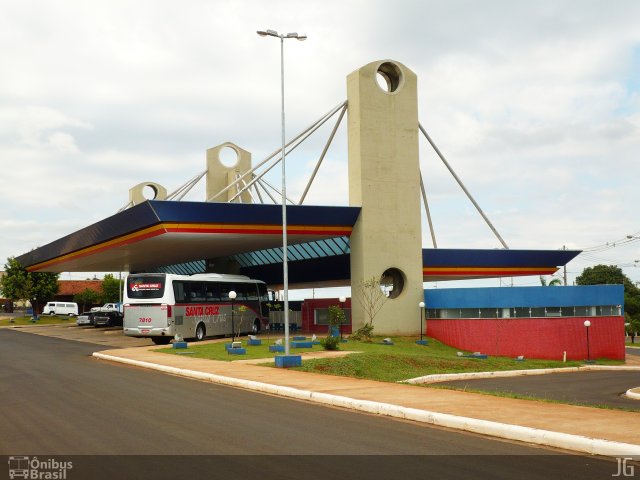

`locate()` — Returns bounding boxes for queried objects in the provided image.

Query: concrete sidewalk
[93,344,640,458]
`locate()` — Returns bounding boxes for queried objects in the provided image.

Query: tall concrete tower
[347,60,424,334]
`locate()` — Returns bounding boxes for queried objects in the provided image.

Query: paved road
[438,370,640,410]
[6,323,151,348]
[0,330,625,479]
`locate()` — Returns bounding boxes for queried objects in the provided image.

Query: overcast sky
[1,0,639,295]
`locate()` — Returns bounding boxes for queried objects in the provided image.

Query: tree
[540,276,563,286]
[575,265,640,295]
[74,288,100,311]
[576,264,640,333]
[625,313,640,344]
[0,257,59,318]
[321,305,345,351]
[351,276,388,341]
[101,274,123,303]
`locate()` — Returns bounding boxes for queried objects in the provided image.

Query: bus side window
[258,284,269,302]
[191,282,206,302]
[245,283,259,301]
[220,283,233,301]
[205,283,220,302]
[173,282,185,303]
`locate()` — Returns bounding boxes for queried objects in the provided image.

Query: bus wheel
[195,323,206,341]
[252,320,260,334]
[152,337,171,345]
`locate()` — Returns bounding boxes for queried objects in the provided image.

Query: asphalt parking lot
[6,323,152,348]
[437,369,640,411]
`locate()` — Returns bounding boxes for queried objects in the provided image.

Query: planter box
[227,348,246,355]
[275,355,302,368]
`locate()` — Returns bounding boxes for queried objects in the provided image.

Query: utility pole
[563,245,568,286]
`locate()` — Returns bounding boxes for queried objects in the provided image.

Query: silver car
[76,311,94,326]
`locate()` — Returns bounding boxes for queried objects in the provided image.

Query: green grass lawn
[158,335,613,383]
[0,315,78,326]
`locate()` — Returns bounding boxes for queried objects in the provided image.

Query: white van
[43,302,78,316]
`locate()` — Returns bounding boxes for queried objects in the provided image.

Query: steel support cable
[238,176,259,204]
[173,170,208,201]
[419,123,509,249]
[257,179,278,204]
[298,103,347,204]
[166,171,203,200]
[227,101,347,203]
[419,172,437,248]
[208,101,346,202]
[252,174,265,203]
[117,200,134,213]
[260,176,296,204]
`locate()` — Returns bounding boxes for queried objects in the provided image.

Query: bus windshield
[127,274,166,299]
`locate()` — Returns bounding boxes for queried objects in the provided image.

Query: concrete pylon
[347,60,423,335]
[129,182,168,205]
[206,142,252,203]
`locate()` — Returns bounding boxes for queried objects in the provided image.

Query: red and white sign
[130,282,162,292]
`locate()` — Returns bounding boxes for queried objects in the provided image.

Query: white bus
[123,273,270,345]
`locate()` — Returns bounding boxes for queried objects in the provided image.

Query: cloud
[1,0,640,289]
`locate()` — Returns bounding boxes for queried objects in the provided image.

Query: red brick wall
[301,298,352,334]
[427,316,625,360]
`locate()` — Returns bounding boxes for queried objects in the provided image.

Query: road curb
[626,388,640,400]
[403,365,640,384]
[93,352,640,458]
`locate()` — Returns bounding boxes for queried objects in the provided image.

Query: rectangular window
[426,309,439,319]
[173,281,186,303]
[530,307,546,318]
[205,283,221,302]
[574,306,588,316]
[127,274,166,299]
[314,308,352,325]
[314,308,330,325]
[480,308,499,318]
[460,308,480,319]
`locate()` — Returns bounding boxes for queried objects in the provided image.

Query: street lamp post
[339,295,346,340]
[416,301,427,345]
[583,320,592,363]
[257,29,306,357]
[229,290,237,339]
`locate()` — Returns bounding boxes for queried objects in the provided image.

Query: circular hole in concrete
[376,62,403,93]
[218,145,239,168]
[142,184,159,200]
[380,267,406,299]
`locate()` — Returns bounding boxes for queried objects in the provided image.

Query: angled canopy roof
[17,200,361,274]
[17,200,580,288]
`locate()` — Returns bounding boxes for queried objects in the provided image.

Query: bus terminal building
[15,60,626,360]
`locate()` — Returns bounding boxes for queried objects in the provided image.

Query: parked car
[91,303,123,314]
[76,311,95,326]
[93,311,123,327]
[43,302,78,316]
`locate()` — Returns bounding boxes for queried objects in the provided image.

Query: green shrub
[321,335,340,351]
[350,323,374,342]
